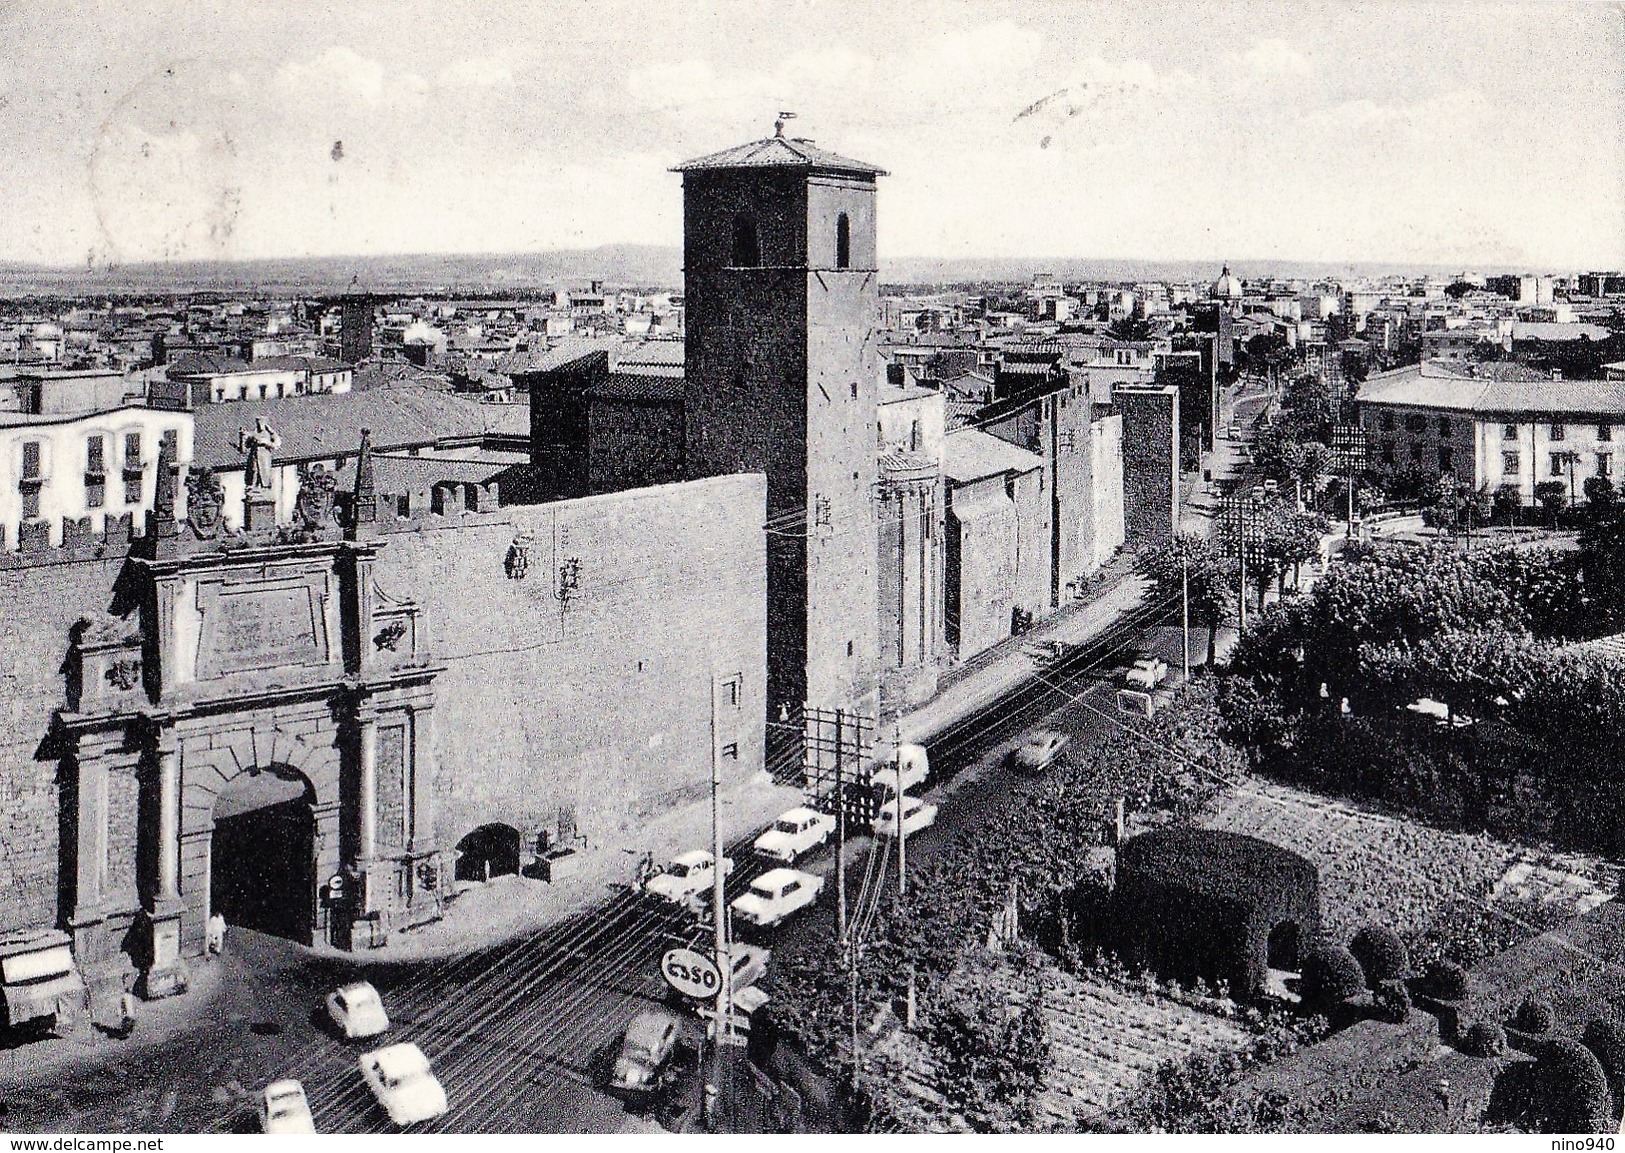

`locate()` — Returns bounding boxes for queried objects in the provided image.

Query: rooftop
[943,427,1042,484]
[673,134,886,178]
[587,373,684,403]
[1357,359,1625,416]
[193,386,526,469]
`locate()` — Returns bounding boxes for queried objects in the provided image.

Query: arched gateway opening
[211,768,317,946]
[455,824,522,883]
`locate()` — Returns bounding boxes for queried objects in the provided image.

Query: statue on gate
[236,417,282,492]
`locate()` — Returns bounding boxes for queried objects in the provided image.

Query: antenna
[775,111,797,137]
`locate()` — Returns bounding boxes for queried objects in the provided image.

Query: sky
[0,0,1621,271]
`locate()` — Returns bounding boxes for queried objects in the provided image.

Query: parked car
[1007,730,1071,774]
[359,1043,447,1127]
[643,850,734,904]
[258,1079,315,1134]
[610,1010,683,1095]
[871,743,929,801]
[326,980,389,1040]
[1124,657,1169,689]
[730,868,824,930]
[753,807,834,863]
[874,794,939,838]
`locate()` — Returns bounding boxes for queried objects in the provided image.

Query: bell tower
[675,128,885,718]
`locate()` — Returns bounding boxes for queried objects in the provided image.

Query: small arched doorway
[211,767,317,946]
[1267,920,1302,972]
[455,824,522,883]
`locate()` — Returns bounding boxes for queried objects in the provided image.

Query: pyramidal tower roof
[672,132,886,177]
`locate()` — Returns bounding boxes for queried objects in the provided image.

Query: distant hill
[0,245,687,297]
[0,246,1559,298]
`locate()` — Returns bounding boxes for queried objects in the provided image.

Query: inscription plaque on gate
[196,573,332,678]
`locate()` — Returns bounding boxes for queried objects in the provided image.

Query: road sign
[660,947,721,999]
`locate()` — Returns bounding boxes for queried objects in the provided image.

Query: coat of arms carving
[295,463,337,530]
[184,467,226,539]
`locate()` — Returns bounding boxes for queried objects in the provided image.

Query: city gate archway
[210,767,318,946]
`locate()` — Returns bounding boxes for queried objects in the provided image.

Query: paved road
[0,600,1179,1135]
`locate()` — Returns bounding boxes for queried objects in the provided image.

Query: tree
[1535,480,1569,529]
[1536,1038,1614,1133]
[1579,506,1625,633]
[1583,475,1621,518]
[1583,1018,1625,1122]
[1349,925,1410,989]
[1299,944,1366,1010]
[1139,536,1234,667]
[1493,483,1523,524]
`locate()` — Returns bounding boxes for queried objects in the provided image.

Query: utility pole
[706,671,731,1127]
[834,708,847,941]
[1181,548,1191,681]
[894,722,907,903]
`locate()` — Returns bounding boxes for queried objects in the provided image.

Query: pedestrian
[206,911,226,959]
[114,991,138,1040]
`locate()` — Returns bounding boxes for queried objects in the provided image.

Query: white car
[258,1079,315,1134]
[1124,657,1169,689]
[871,755,928,801]
[731,868,824,930]
[326,980,389,1040]
[753,807,834,863]
[874,794,939,838]
[1007,730,1071,774]
[644,850,734,904]
[359,1043,448,1127]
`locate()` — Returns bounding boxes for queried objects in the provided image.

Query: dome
[1211,265,1244,301]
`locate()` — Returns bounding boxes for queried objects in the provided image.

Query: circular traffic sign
[661,947,722,998]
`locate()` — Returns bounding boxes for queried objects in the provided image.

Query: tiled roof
[169,353,348,377]
[878,448,938,480]
[193,387,524,469]
[1357,359,1625,417]
[944,427,1042,484]
[1511,322,1614,343]
[614,339,685,368]
[587,373,684,403]
[498,337,619,376]
[672,135,886,177]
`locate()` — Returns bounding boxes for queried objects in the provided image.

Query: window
[1551,453,1565,477]
[1379,412,1394,432]
[847,640,854,656]
[1598,453,1612,477]
[21,440,41,481]
[1601,423,1614,443]
[86,435,105,476]
[1438,447,1454,472]
[123,432,141,469]
[721,742,739,761]
[1438,417,1452,436]
[724,675,742,708]
[835,213,851,269]
[1411,444,1424,464]
[1382,440,1395,465]
[1503,452,1520,474]
[1404,414,1426,434]
[1551,422,1566,441]
[1503,423,1518,440]
[730,214,760,267]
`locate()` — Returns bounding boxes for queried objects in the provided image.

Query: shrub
[1462,1020,1508,1058]
[1536,1038,1613,1133]
[1581,1018,1625,1120]
[1299,944,1367,1011]
[1424,960,1471,1001]
[1350,925,1410,989]
[1514,996,1555,1035]
[1373,978,1411,1024]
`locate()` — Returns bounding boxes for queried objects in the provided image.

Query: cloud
[1238,38,1314,78]
[439,56,515,90]
[277,46,425,107]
